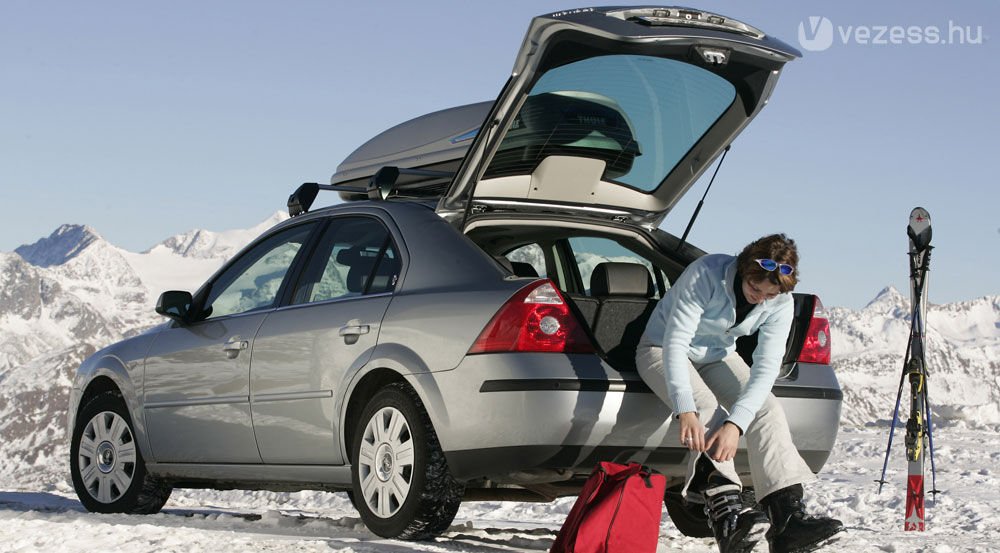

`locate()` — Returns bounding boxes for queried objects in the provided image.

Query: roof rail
[287,166,454,216]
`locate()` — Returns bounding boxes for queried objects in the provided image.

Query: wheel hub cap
[358,405,415,519]
[76,410,137,504]
[97,441,116,473]
[376,443,394,481]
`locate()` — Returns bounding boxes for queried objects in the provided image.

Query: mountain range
[0,213,996,490]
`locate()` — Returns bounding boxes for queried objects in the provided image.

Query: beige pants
[635,345,816,500]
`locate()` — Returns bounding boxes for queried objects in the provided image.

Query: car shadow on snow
[0,491,553,551]
[0,491,85,513]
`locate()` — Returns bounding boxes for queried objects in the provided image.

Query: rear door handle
[223,338,249,359]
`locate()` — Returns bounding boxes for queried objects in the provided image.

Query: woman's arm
[725,295,794,431]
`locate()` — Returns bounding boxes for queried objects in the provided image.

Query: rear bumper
[410,355,841,482]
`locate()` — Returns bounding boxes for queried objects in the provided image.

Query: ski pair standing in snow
[636,234,843,553]
[876,207,940,530]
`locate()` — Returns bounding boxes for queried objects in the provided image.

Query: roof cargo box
[330,101,490,192]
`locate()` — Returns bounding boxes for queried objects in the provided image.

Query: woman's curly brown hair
[736,234,799,293]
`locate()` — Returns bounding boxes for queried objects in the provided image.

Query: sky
[1,0,997,309]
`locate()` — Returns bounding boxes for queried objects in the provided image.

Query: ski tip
[909,207,931,226]
[908,207,932,250]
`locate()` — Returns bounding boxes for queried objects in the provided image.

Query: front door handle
[223,338,249,359]
[338,325,371,337]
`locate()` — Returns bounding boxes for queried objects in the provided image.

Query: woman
[636,234,843,553]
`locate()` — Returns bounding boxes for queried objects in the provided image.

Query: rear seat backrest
[590,262,658,372]
[565,294,599,329]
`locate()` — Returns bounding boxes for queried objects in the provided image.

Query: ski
[875,207,939,531]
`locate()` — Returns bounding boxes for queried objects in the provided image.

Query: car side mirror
[155,290,193,324]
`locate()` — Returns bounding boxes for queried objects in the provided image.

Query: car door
[249,215,401,464]
[142,222,319,463]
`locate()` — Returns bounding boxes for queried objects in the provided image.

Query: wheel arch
[342,367,409,464]
[341,341,456,464]
[73,362,153,464]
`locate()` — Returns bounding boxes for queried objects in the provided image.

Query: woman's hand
[677,412,705,452]
[705,422,741,462]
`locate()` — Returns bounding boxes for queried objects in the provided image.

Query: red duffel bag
[550,461,666,553]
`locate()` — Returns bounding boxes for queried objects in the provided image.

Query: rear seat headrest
[590,262,654,297]
[510,261,539,278]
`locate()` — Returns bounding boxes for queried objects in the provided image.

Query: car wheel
[70,391,171,514]
[664,487,713,538]
[351,383,464,540]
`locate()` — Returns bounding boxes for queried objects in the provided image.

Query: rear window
[484,55,736,191]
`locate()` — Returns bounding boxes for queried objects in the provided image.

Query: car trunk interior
[468,220,686,372]
[466,220,810,375]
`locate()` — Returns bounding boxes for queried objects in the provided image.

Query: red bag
[551,462,666,553]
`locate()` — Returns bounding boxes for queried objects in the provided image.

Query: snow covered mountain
[151,211,288,260]
[828,286,1000,428]
[0,215,996,493]
[0,212,287,488]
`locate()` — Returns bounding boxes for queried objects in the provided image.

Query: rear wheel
[70,391,171,514]
[350,383,464,540]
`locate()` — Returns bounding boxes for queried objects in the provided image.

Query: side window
[567,237,667,298]
[203,223,315,319]
[505,243,547,277]
[292,217,400,305]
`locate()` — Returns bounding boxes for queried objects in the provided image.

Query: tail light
[797,295,831,365]
[469,279,595,354]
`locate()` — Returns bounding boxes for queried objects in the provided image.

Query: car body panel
[144,462,352,489]
[142,312,268,463]
[249,295,391,464]
[70,334,158,463]
[410,352,839,484]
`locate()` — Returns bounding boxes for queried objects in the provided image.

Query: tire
[664,487,713,538]
[350,383,464,540]
[70,391,172,514]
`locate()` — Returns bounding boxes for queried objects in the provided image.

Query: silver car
[68,6,841,540]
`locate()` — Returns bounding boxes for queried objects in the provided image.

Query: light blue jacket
[639,254,794,431]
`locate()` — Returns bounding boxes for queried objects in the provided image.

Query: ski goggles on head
[754,258,795,275]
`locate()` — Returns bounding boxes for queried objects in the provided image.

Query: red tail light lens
[798,295,831,365]
[469,280,595,354]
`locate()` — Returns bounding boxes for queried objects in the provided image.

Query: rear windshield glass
[484,55,736,191]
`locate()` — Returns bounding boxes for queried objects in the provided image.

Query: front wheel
[70,391,171,514]
[351,383,464,540]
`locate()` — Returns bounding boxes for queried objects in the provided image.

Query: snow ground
[1,427,996,553]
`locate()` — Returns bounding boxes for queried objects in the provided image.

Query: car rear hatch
[330,7,799,228]
[433,7,801,229]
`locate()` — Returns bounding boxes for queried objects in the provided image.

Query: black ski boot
[703,477,770,553]
[761,485,844,553]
